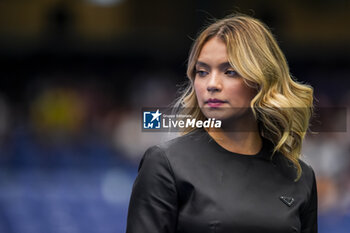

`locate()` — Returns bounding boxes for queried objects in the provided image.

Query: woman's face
[194,36,257,122]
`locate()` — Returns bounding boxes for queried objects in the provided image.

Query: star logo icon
[142,109,162,129]
[150,109,162,122]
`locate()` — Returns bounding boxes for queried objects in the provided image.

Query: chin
[202,107,251,121]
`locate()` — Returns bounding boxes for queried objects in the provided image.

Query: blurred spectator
[30,86,86,143]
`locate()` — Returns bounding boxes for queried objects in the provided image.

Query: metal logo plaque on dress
[279,196,294,207]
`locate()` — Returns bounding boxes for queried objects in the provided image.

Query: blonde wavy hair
[173,14,314,181]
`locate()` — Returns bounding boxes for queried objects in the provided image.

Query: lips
[205,98,226,107]
[206,98,225,103]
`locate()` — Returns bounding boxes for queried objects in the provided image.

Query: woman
[126,14,317,233]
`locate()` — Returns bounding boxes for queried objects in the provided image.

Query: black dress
[126,128,317,233]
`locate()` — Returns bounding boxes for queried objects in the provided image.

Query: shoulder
[274,152,316,187]
[298,158,317,190]
[299,159,316,179]
[137,145,169,172]
[140,129,207,170]
[154,129,206,157]
[135,134,191,183]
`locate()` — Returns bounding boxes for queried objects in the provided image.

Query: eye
[195,70,209,77]
[225,70,238,77]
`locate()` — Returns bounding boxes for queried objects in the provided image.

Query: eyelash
[225,70,237,77]
[195,70,209,77]
[195,69,238,77]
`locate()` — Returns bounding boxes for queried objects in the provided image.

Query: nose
[207,72,222,92]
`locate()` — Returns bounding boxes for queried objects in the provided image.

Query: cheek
[194,79,204,100]
[240,86,255,100]
[226,82,256,103]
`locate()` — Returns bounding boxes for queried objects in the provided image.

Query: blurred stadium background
[0,0,349,232]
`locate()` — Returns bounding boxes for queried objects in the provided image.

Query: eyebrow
[195,61,233,70]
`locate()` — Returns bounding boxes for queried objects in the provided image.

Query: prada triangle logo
[280,196,294,207]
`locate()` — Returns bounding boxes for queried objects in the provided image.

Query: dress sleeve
[300,167,318,233]
[126,146,178,233]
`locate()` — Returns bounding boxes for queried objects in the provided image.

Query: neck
[204,114,262,155]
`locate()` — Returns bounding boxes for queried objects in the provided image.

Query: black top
[126,128,318,233]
